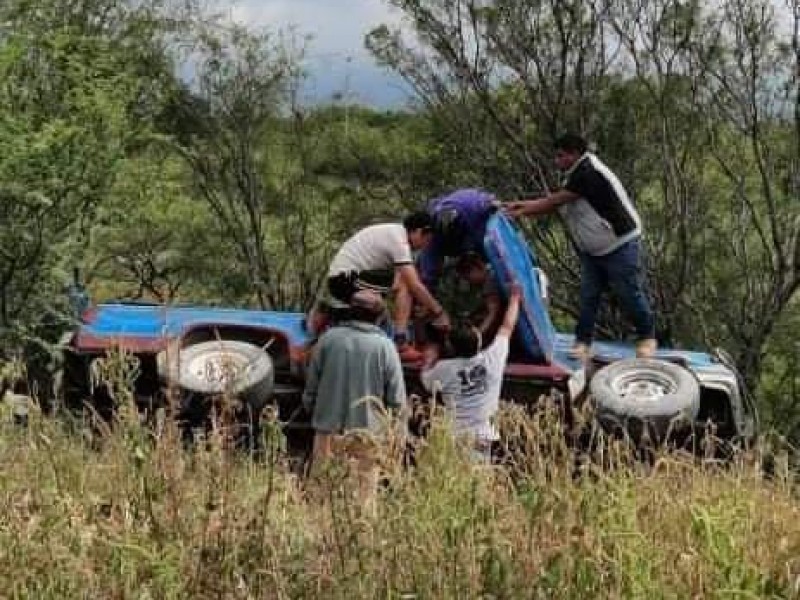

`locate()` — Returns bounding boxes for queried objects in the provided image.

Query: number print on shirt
[457,364,488,397]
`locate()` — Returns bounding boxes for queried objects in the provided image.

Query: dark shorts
[327,269,395,304]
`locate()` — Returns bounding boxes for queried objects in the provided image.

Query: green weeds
[0,385,795,598]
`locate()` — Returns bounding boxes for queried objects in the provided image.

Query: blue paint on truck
[71,218,720,374]
[484,213,557,362]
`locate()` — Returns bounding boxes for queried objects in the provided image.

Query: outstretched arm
[301,341,324,413]
[497,284,522,338]
[396,264,451,330]
[480,284,521,374]
[504,190,580,218]
[478,293,502,335]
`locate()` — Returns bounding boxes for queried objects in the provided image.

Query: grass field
[0,385,797,600]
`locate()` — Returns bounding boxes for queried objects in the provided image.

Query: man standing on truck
[319,211,450,363]
[303,289,406,508]
[420,285,521,463]
[505,134,657,359]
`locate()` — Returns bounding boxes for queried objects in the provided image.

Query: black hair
[448,326,481,359]
[402,211,434,232]
[555,133,588,155]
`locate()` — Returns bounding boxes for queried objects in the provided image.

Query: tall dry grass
[0,353,797,598]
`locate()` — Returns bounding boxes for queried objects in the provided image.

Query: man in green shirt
[303,290,407,504]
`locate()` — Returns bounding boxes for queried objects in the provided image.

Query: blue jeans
[575,238,655,344]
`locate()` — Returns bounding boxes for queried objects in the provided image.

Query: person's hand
[503,201,529,217]
[509,283,523,302]
[421,344,441,369]
[431,310,451,331]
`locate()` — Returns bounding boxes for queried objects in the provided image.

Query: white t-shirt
[328,223,414,276]
[420,333,510,442]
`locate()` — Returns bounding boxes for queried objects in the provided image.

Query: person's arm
[301,338,325,413]
[478,292,503,335]
[480,287,521,374]
[504,189,580,218]
[388,225,448,327]
[421,341,443,370]
[384,342,407,412]
[396,264,450,329]
[497,284,522,338]
[420,362,443,393]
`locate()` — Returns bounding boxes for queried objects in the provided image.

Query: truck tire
[157,340,275,415]
[590,358,700,443]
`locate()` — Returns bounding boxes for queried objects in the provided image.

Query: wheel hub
[611,370,677,403]
[191,354,246,390]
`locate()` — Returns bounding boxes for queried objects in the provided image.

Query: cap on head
[350,289,386,318]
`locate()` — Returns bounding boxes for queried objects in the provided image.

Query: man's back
[327,223,412,276]
[302,321,406,433]
[421,333,510,442]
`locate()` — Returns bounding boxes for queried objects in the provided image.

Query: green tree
[166,25,311,309]
[367,0,799,404]
[0,0,185,342]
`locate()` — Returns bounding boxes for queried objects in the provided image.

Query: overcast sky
[218,0,413,108]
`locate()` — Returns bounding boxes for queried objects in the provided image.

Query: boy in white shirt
[420,285,521,462]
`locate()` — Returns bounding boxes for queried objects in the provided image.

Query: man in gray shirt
[303,290,407,501]
[506,134,656,360]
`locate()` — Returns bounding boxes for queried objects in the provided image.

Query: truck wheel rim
[187,350,248,392]
[610,369,677,403]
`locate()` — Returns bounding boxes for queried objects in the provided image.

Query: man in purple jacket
[419,188,500,291]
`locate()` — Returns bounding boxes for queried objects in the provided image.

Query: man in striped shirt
[505,134,657,359]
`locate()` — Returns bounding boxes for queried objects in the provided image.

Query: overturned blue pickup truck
[61,215,756,447]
